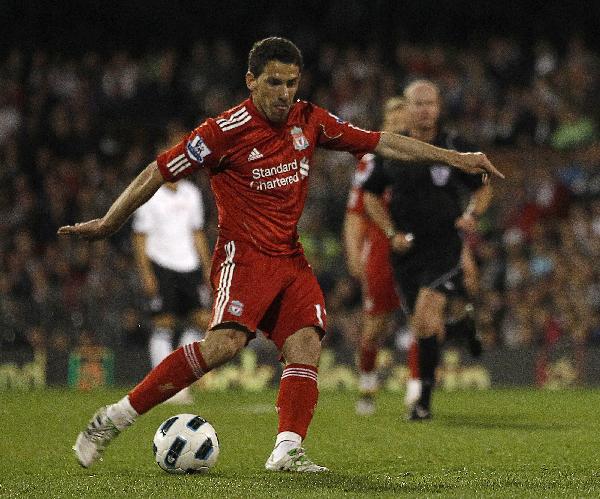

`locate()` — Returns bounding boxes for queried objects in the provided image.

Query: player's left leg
[265,326,328,472]
[165,308,211,405]
[262,258,328,472]
[167,268,211,404]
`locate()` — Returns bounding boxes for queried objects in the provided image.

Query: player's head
[381,96,407,133]
[246,37,303,124]
[404,80,441,132]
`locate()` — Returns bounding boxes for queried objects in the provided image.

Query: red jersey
[346,154,389,249]
[157,98,380,256]
[347,154,400,315]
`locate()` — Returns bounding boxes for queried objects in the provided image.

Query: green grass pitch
[1,388,599,497]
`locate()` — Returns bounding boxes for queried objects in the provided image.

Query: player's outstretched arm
[375,132,504,179]
[57,161,165,240]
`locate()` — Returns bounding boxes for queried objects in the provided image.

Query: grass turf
[1,388,599,498]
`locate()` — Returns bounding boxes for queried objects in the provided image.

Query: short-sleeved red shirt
[346,153,389,247]
[157,98,380,256]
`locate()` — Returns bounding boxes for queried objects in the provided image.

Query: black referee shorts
[391,233,467,314]
[148,261,204,317]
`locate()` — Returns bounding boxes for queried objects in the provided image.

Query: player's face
[406,85,440,131]
[246,60,300,124]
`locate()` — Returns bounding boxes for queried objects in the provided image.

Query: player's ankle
[272,431,302,460]
[106,396,139,430]
[275,431,302,447]
[358,371,378,393]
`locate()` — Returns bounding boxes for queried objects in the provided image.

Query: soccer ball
[153,414,220,473]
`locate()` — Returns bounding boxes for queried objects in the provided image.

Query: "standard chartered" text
[252,159,298,179]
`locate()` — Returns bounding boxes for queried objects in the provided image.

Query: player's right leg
[409,287,446,421]
[265,327,328,473]
[356,312,390,416]
[356,246,400,416]
[404,338,422,409]
[148,313,194,404]
[73,325,248,468]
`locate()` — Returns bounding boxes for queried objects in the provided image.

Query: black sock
[445,307,481,357]
[417,335,439,410]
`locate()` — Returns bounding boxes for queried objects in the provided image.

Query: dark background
[3,1,600,56]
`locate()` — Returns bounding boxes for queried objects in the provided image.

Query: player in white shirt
[132,179,212,404]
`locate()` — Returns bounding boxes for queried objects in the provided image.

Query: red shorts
[209,240,327,350]
[361,233,401,316]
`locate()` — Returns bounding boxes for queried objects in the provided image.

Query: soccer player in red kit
[343,97,408,416]
[59,37,503,472]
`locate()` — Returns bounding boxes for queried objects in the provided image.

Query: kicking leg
[74,325,248,468]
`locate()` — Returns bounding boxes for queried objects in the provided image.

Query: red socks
[359,342,378,373]
[276,364,318,440]
[408,340,420,379]
[128,343,209,414]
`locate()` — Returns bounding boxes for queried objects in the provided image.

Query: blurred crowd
[0,36,599,361]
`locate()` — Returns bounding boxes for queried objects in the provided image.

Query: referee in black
[362,80,492,420]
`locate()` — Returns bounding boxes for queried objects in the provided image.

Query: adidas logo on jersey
[247,148,263,162]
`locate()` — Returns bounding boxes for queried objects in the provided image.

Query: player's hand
[453,152,504,179]
[57,218,115,240]
[390,232,414,254]
[455,213,478,233]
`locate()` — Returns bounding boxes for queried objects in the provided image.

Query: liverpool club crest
[290,126,309,151]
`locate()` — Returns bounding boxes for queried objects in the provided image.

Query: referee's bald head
[404,80,440,101]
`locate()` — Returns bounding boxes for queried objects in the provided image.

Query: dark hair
[247,37,303,77]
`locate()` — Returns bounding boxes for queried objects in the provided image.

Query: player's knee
[360,335,377,350]
[362,314,387,344]
[412,313,444,337]
[219,329,247,356]
[282,327,322,366]
[202,326,248,367]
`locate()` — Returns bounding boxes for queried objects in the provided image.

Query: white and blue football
[153,414,219,473]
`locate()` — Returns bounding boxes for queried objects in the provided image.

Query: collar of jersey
[246,97,296,130]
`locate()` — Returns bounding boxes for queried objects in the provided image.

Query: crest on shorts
[228,300,244,317]
[290,126,309,151]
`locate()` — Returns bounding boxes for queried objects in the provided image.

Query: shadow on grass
[440,414,570,431]
[250,470,460,495]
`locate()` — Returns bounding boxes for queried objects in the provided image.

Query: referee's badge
[228,300,244,317]
[291,126,309,151]
[430,165,450,186]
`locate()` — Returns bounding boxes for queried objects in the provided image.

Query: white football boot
[355,395,376,416]
[265,447,328,472]
[73,406,121,468]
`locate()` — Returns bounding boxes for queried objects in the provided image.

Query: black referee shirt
[362,130,483,240]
